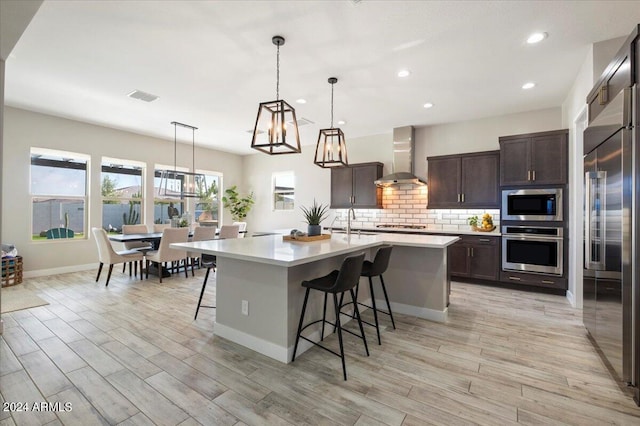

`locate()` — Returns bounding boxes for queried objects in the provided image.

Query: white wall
[414,107,562,179]
[243,133,392,232]
[2,107,244,275]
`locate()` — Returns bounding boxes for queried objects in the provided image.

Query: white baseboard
[566,290,576,307]
[24,263,96,279]
[377,298,448,322]
[214,322,290,363]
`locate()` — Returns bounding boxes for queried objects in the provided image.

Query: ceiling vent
[127,90,159,102]
[291,117,314,126]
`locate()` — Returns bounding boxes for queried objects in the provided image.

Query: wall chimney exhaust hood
[374,126,427,187]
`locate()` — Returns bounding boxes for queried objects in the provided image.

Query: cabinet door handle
[527,170,531,181]
[457,193,461,202]
[467,247,470,257]
[470,247,474,257]
[532,170,536,181]
[542,280,554,284]
[479,239,491,243]
[461,193,465,203]
[508,276,521,281]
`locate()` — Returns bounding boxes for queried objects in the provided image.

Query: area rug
[1,290,49,314]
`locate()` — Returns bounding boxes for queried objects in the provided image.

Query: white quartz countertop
[172,233,459,267]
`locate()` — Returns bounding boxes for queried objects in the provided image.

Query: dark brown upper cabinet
[427,151,500,209]
[330,162,383,209]
[499,129,568,186]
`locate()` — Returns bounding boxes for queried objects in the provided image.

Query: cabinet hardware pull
[598,85,608,105]
[542,280,554,284]
[532,170,536,181]
[508,276,521,281]
[527,170,531,181]
[479,239,491,242]
[470,247,474,257]
[461,193,465,203]
[467,247,470,257]
[457,193,461,202]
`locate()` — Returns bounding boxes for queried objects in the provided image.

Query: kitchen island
[172,233,459,363]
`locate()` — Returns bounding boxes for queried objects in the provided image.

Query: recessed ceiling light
[527,32,548,44]
[522,82,536,90]
[296,98,307,104]
[397,69,411,78]
[338,120,346,125]
[423,102,434,109]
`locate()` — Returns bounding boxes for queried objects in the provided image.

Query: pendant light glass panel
[157,122,208,199]
[314,128,347,167]
[251,35,301,155]
[251,99,301,154]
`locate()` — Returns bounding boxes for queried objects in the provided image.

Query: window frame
[101,157,145,231]
[272,171,295,211]
[30,148,90,241]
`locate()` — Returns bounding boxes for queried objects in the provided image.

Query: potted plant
[197,181,218,223]
[222,185,255,222]
[300,200,329,236]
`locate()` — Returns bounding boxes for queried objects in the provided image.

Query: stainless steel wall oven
[501,226,563,276]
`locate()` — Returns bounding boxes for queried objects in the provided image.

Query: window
[195,171,222,226]
[31,148,89,240]
[101,158,144,231]
[273,172,295,210]
[153,165,186,225]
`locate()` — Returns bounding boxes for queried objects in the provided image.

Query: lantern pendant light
[251,35,301,155]
[314,77,348,168]
[158,121,208,198]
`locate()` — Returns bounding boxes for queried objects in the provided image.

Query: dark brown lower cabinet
[448,235,499,281]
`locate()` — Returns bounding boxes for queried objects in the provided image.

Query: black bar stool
[292,252,369,380]
[338,244,395,345]
[194,254,216,319]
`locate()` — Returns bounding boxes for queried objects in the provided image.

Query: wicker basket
[2,256,23,287]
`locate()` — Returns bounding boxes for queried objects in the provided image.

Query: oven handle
[501,235,563,242]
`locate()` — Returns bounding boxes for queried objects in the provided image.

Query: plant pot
[307,225,321,236]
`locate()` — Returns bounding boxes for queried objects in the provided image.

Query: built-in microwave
[501,188,562,222]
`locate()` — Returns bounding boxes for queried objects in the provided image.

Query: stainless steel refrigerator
[583,87,635,388]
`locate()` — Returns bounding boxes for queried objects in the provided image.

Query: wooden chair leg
[96,263,104,282]
[122,263,126,274]
[184,258,189,278]
[106,264,114,286]
[146,260,150,279]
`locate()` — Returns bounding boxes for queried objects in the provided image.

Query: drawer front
[500,270,567,290]
[460,235,499,245]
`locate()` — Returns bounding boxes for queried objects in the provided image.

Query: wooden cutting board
[283,234,331,242]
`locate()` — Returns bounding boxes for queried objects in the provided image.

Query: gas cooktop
[375,224,426,229]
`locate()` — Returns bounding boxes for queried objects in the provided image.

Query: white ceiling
[5,1,640,155]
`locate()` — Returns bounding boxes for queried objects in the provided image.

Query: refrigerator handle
[585,171,593,269]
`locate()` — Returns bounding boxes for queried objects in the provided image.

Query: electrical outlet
[241,300,249,316]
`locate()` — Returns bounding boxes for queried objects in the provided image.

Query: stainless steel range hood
[374,126,427,187]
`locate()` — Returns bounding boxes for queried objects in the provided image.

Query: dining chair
[232,221,247,238]
[153,223,171,233]
[92,227,144,286]
[121,224,152,276]
[187,225,217,276]
[145,227,190,283]
[194,224,240,319]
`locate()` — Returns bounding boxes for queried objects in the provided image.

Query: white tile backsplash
[331,186,500,231]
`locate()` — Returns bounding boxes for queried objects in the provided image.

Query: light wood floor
[1,268,639,425]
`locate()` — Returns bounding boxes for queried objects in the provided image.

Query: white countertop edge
[171,234,459,267]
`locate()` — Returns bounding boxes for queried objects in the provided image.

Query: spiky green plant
[300,200,329,225]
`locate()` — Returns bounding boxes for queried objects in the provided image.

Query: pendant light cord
[276,43,280,100]
[330,81,334,129]
[173,122,177,172]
